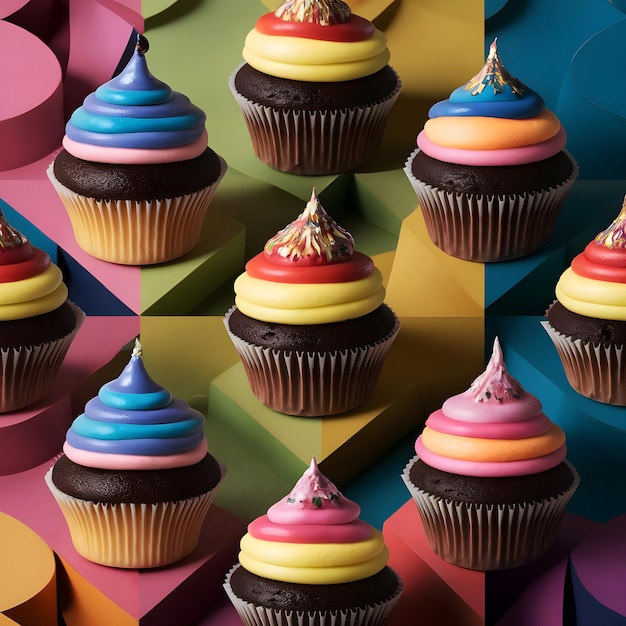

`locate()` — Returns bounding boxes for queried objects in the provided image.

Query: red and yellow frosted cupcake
[0,207,84,412]
[405,38,577,262]
[230,0,401,174]
[402,338,579,570]
[544,196,626,405]
[224,188,400,416]
[224,457,403,625]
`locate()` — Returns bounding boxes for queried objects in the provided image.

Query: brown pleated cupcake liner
[542,311,626,405]
[45,463,226,569]
[47,158,226,265]
[404,148,579,262]
[224,306,400,417]
[223,564,404,626]
[0,301,85,413]
[401,455,580,571]
[230,64,401,175]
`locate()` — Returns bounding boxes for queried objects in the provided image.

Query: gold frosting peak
[464,38,525,97]
[594,195,626,249]
[274,0,351,25]
[264,188,354,264]
[0,208,28,251]
[468,337,523,403]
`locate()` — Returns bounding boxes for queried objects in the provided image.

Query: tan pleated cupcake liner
[401,455,580,571]
[0,301,85,413]
[223,564,404,626]
[47,158,226,265]
[45,464,225,569]
[224,306,400,417]
[229,64,401,175]
[404,148,579,262]
[542,313,626,405]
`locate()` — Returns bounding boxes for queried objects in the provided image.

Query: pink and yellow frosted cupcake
[224,457,403,625]
[402,338,579,570]
[405,38,577,262]
[230,0,401,174]
[48,34,226,265]
[224,188,400,416]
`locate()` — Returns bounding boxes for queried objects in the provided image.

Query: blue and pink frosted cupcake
[46,339,225,568]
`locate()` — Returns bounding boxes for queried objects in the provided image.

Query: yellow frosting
[0,265,68,321]
[240,530,385,568]
[423,109,561,151]
[556,268,626,320]
[243,29,389,82]
[421,424,565,462]
[239,544,390,584]
[234,269,385,324]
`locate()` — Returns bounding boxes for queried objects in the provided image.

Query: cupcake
[230,0,401,175]
[48,34,226,265]
[543,196,626,405]
[0,208,84,413]
[224,188,400,416]
[404,38,578,262]
[45,339,225,568]
[402,338,579,571]
[224,457,403,626]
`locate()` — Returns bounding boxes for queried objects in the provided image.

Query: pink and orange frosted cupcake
[46,339,225,568]
[405,38,577,262]
[224,188,400,416]
[544,196,626,405]
[48,34,226,265]
[0,207,84,412]
[230,0,401,174]
[402,338,579,570]
[224,457,403,625]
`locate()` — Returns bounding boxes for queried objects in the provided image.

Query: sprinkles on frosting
[275,0,351,25]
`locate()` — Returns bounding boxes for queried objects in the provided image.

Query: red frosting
[571,242,626,283]
[255,13,374,42]
[0,247,50,283]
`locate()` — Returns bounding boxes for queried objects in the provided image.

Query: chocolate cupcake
[230,0,400,175]
[402,338,579,570]
[224,188,399,416]
[48,34,226,265]
[46,339,225,568]
[0,208,83,413]
[544,195,626,405]
[404,38,577,262]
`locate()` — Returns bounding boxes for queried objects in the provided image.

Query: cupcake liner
[47,158,226,265]
[224,306,400,416]
[542,313,626,405]
[404,148,579,262]
[0,301,85,413]
[401,455,580,571]
[230,64,401,175]
[45,463,225,568]
[223,564,403,626]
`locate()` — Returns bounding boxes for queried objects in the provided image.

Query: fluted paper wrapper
[0,301,84,413]
[45,464,225,569]
[230,65,401,175]
[47,159,226,265]
[542,314,626,405]
[404,148,578,262]
[224,306,400,416]
[402,455,580,571]
[223,564,403,626]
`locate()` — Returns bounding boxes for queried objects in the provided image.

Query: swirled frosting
[239,457,389,584]
[234,188,385,324]
[556,196,626,320]
[63,339,208,470]
[418,38,566,166]
[415,338,566,477]
[0,208,68,321]
[62,34,208,165]
[242,0,390,82]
